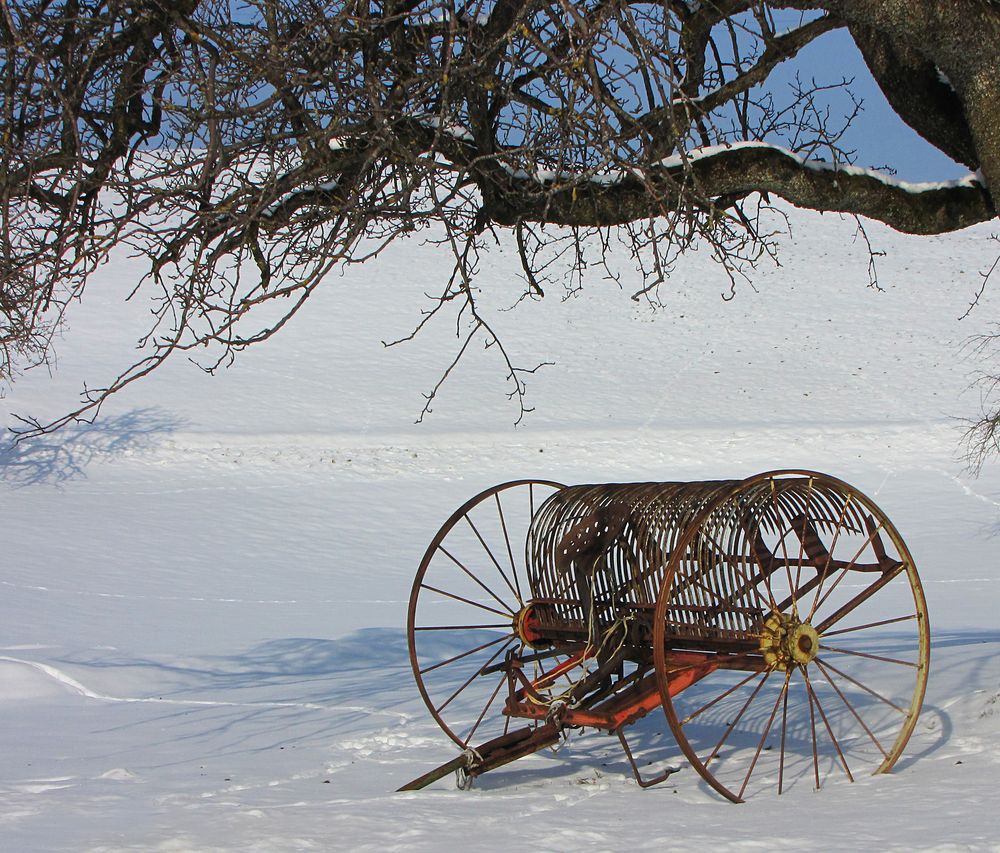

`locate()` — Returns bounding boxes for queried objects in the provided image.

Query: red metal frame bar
[503,650,760,731]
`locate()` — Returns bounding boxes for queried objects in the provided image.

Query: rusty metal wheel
[653,470,930,802]
[407,480,565,749]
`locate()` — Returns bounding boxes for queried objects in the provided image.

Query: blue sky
[774,27,968,182]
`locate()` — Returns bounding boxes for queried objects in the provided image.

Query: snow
[2,207,1000,850]
[421,117,475,143]
[498,143,982,194]
[499,161,640,186]
[935,67,955,92]
[264,180,339,216]
[654,141,984,193]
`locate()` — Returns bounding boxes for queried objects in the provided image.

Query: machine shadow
[453,630,993,798]
[74,628,413,708]
[64,629,418,767]
[66,628,996,792]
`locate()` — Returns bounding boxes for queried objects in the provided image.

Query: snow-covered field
[2,209,999,851]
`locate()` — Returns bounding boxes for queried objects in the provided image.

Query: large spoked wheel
[653,470,930,802]
[408,480,565,749]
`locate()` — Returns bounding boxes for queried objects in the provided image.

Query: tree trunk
[833,0,1000,203]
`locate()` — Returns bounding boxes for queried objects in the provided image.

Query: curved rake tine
[806,495,854,621]
[809,518,886,623]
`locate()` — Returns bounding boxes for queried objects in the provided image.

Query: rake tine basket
[400,471,929,801]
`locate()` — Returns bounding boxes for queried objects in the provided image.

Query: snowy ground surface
[2,209,1000,851]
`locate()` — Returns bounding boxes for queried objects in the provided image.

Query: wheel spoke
[813,563,907,634]
[822,613,918,638]
[414,623,512,631]
[809,518,886,622]
[438,544,516,615]
[463,672,509,746]
[436,636,516,716]
[737,669,791,800]
[802,665,854,782]
[465,514,522,605]
[729,524,777,613]
[778,675,790,794]
[730,560,776,615]
[495,493,523,602]
[420,583,512,618]
[679,669,762,726]
[792,477,817,609]
[819,643,918,668]
[816,656,908,714]
[814,658,889,759]
[706,669,772,767]
[419,632,515,675]
[806,495,854,621]
[807,670,820,790]
[674,570,738,615]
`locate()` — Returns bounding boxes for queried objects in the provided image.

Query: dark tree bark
[804,0,1000,200]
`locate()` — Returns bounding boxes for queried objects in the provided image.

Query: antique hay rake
[399,471,929,801]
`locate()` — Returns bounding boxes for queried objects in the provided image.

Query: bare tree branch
[0,0,997,439]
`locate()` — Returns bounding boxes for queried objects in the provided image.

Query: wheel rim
[407,480,566,749]
[653,470,930,801]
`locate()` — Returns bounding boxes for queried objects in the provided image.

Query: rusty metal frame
[401,471,930,800]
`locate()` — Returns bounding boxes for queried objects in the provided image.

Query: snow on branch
[483,143,994,235]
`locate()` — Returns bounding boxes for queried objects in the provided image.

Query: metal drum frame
[401,472,929,801]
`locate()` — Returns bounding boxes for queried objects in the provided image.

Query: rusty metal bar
[405,471,929,800]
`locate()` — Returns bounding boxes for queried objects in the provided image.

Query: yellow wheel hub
[759,612,820,670]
